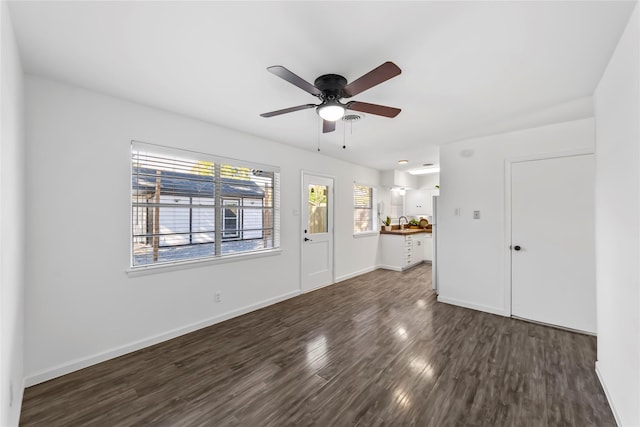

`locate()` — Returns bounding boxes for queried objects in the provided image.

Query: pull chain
[342,119,346,149]
[317,117,321,152]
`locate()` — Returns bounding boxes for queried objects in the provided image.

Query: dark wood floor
[20,264,614,426]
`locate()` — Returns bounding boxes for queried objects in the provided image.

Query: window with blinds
[131,141,280,268]
[354,184,376,234]
[390,189,404,220]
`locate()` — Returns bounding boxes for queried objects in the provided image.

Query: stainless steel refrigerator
[431,195,439,293]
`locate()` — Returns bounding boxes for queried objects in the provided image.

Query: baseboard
[437,295,509,317]
[595,361,622,427]
[335,266,379,283]
[511,315,596,336]
[378,264,403,272]
[8,378,26,427]
[24,290,300,387]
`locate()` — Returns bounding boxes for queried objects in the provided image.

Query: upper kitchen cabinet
[406,188,440,216]
[406,172,440,216]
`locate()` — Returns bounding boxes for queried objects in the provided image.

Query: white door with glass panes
[302,173,334,292]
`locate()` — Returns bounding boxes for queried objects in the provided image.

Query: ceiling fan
[260,61,402,133]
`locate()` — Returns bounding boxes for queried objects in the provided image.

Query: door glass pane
[308,184,328,234]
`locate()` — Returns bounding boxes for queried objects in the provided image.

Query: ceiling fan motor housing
[314,74,348,100]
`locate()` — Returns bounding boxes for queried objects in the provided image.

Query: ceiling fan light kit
[317,101,345,121]
[261,61,402,133]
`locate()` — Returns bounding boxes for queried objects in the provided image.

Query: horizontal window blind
[390,190,404,221]
[131,141,280,267]
[354,184,374,233]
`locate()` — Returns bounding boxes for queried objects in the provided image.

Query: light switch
[473,210,480,219]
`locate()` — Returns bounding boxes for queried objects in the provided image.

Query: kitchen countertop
[380,228,432,235]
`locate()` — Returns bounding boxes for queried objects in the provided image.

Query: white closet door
[511,154,595,333]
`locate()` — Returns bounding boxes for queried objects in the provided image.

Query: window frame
[129,141,281,275]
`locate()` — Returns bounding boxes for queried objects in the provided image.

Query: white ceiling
[8,1,636,171]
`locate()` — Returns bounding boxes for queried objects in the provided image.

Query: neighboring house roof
[132,167,265,198]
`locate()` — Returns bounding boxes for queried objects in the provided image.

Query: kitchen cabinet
[380,233,426,271]
[424,234,433,262]
[413,233,426,261]
[406,189,439,216]
[405,189,430,216]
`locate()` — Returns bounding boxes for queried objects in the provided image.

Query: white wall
[417,173,440,190]
[23,76,381,385]
[438,118,594,315]
[0,1,25,425]
[594,3,640,425]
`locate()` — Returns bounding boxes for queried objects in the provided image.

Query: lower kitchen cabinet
[424,234,433,262]
[380,233,429,271]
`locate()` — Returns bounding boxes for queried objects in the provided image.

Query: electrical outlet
[473,210,480,219]
[215,292,221,303]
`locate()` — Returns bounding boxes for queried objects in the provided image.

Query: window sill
[126,248,282,277]
[353,231,379,238]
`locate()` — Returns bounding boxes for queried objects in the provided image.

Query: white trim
[506,147,594,164]
[437,296,510,317]
[353,231,379,238]
[24,290,300,387]
[504,148,596,318]
[301,170,337,181]
[378,261,425,272]
[378,264,403,272]
[504,158,513,316]
[301,281,336,294]
[299,171,304,292]
[512,316,596,336]
[335,265,379,283]
[127,248,282,277]
[13,378,25,426]
[595,361,622,427]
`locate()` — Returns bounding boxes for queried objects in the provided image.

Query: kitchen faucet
[398,216,409,229]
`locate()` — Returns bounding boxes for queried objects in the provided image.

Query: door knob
[513,245,521,251]
[304,237,312,242]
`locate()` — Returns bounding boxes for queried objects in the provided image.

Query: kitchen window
[390,189,404,220]
[353,184,377,234]
[131,141,280,269]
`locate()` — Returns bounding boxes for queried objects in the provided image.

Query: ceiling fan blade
[323,120,336,133]
[260,104,317,118]
[267,66,322,97]
[347,101,401,118]
[342,62,401,98]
